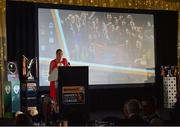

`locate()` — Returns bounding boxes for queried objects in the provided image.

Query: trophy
[161,65,178,77]
[22,55,37,80]
[167,68,172,77]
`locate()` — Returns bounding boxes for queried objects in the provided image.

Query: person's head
[107,13,112,21]
[56,49,63,61]
[141,96,157,116]
[123,101,129,118]
[125,99,141,116]
[57,119,68,127]
[150,117,162,125]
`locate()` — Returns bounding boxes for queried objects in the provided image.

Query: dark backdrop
[6,1,178,111]
[6,1,37,81]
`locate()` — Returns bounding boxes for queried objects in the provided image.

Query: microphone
[68,62,71,66]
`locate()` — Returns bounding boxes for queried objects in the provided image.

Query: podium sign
[62,86,85,105]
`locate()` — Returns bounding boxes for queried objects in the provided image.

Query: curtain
[6,1,37,81]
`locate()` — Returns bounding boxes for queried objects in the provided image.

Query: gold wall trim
[0,0,6,118]
[9,0,180,11]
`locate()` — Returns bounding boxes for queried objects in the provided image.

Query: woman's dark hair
[56,49,63,54]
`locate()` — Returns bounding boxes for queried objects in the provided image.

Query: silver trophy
[23,55,37,80]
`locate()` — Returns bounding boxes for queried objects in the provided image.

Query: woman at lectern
[49,49,69,104]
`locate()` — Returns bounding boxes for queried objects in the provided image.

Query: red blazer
[49,58,69,100]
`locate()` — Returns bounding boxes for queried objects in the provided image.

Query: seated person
[121,99,149,125]
[141,96,163,125]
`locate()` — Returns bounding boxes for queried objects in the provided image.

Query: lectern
[57,66,89,125]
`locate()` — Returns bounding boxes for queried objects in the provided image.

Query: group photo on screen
[38,8,155,86]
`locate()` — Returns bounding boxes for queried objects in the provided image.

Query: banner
[3,81,12,113]
[11,80,20,112]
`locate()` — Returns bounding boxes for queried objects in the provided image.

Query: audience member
[57,119,68,127]
[141,96,162,125]
[42,94,53,125]
[121,99,149,125]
